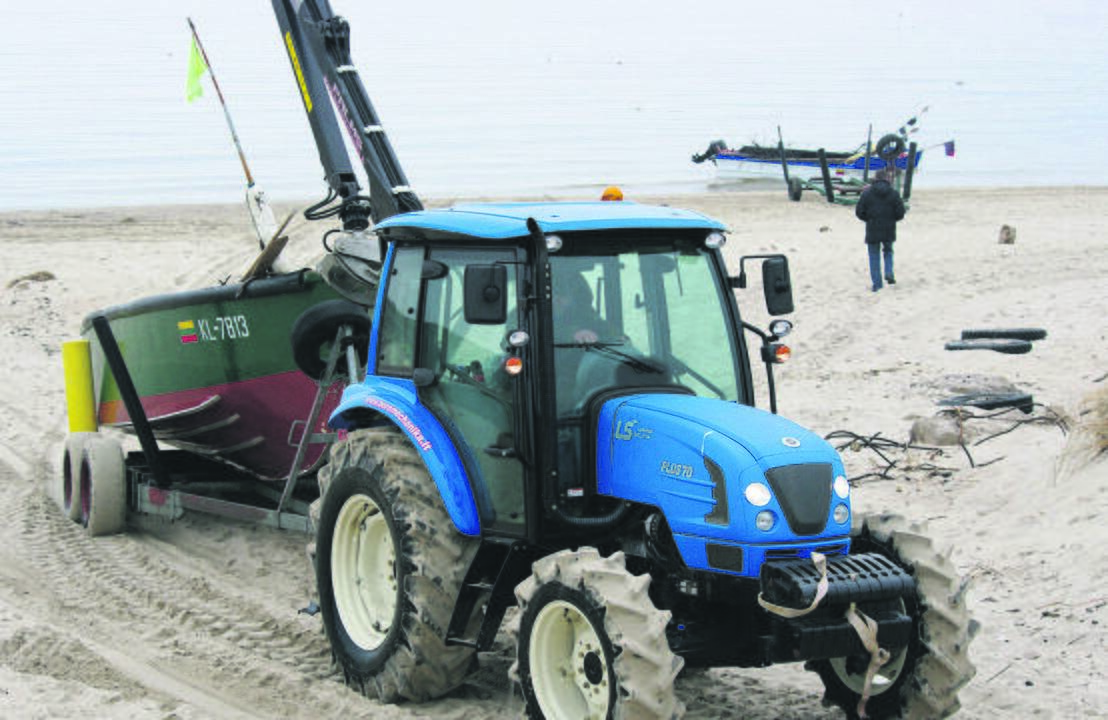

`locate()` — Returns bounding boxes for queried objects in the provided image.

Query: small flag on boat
[186,36,208,102]
[944,140,956,157]
[178,320,199,344]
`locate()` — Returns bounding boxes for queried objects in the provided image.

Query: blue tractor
[273,2,976,718]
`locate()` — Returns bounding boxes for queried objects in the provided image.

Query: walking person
[855,169,906,292]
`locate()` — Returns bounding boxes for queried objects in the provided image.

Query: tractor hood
[595,395,851,572]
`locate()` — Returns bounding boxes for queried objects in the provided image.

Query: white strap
[757,552,828,618]
[844,602,892,719]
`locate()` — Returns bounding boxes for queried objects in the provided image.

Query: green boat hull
[82,271,357,480]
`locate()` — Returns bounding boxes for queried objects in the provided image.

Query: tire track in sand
[4,472,380,718]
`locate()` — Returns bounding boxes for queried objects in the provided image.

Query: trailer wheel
[314,426,479,702]
[788,176,804,202]
[875,134,906,161]
[80,435,127,536]
[290,300,371,381]
[809,513,977,720]
[514,548,684,719]
[61,433,95,522]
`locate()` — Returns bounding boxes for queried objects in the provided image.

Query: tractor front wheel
[514,548,684,719]
[313,426,478,702]
[809,513,978,719]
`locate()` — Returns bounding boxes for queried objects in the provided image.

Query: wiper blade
[585,343,666,375]
[552,340,627,349]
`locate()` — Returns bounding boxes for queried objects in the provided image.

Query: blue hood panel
[596,395,850,576]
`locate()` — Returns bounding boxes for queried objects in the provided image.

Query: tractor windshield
[549,233,743,417]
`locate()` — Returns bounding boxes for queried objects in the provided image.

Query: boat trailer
[62,312,364,535]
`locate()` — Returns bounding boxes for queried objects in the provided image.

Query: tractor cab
[329,201,790,545]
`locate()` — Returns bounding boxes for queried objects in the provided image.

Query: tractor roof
[373,201,725,240]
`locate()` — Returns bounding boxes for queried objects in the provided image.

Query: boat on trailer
[59,0,419,534]
[695,141,923,180]
[82,269,347,482]
[692,133,923,181]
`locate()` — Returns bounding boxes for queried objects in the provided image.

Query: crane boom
[271,0,422,229]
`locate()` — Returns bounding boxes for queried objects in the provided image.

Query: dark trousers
[868,241,894,290]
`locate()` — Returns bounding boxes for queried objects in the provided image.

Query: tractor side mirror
[762,256,794,316]
[464,264,507,325]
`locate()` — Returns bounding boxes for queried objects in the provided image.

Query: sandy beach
[0,186,1105,718]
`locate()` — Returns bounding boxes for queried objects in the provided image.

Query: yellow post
[62,339,97,432]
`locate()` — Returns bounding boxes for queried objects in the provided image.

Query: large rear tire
[809,513,978,719]
[314,426,479,702]
[514,548,684,719]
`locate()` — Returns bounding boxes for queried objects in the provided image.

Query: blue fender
[328,377,481,537]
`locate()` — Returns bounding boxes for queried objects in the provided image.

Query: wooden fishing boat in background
[693,139,924,180]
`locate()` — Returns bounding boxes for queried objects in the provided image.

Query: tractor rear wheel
[809,513,978,719]
[313,426,479,702]
[514,548,684,719]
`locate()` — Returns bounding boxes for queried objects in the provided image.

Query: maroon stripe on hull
[101,371,343,480]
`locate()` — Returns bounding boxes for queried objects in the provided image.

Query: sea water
[1,0,1106,211]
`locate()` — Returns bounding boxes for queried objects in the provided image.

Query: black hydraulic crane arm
[271,0,423,229]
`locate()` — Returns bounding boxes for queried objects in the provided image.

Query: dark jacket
[855,179,906,244]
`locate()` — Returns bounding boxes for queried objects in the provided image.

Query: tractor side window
[376,245,423,376]
[419,248,525,535]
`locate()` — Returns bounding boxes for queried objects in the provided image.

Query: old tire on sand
[80,435,127,536]
[809,513,978,719]
[314,426,479,702]
[514,548,684,719]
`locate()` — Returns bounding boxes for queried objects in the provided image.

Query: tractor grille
[764,463,832,535]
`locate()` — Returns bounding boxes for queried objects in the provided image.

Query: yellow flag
[186,36,208,102]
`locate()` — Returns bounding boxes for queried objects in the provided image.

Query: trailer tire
[513,548,684,719]
[61,433,96,522]
[875,134,906,161]
[314,426,479,702]
[80,435,127,536]
[290,300,371,381]
[788,176,804,202]
[809,513,977,720]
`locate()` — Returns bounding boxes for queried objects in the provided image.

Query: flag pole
[188,17,278,251]
[187,17,254,186]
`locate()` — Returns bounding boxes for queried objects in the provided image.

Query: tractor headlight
[744,482,772,507]
[833,503,850,525]
[833,475,850,499]
[755,510,776,532]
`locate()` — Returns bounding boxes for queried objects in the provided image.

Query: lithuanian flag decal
[178,320,199,344]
